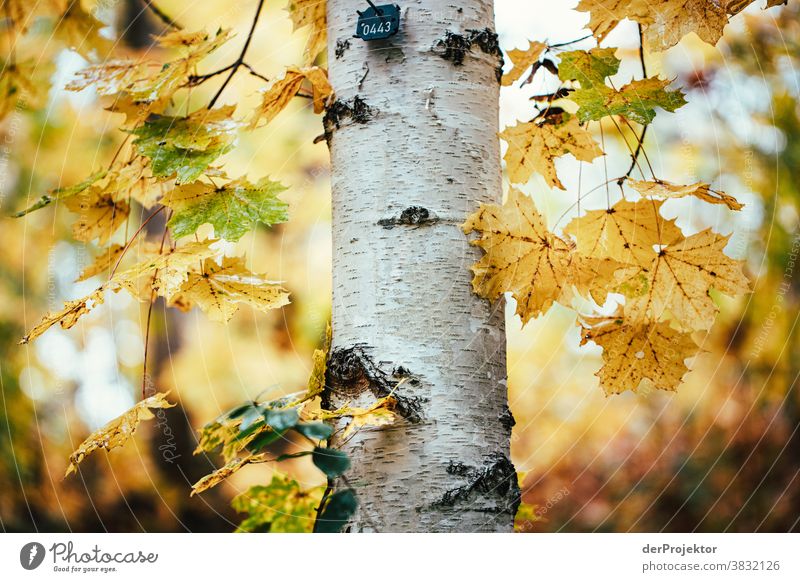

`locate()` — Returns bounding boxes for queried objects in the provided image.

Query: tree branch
[207,0,266,109]
[145,0,183,30]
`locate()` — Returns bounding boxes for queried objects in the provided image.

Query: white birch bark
[325,0,518,532]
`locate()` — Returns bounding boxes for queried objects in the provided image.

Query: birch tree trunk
[324,0,518,532]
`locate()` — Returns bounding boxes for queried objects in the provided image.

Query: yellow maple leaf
[463,188,574,323]
[616,229,751,331]
[288,0,327,65]
[65,393,175,477]
[566,255,627,306]
[249,66,333,128]
[77,244,126,282]
[55,1,112,60]
[564,199,682,266]
[64,191,130,245]
[0,61,51,120]
[501,113,604,189]
[168,256,290,323]
[502,40,547,87]
[116,241,221,300]
[580,315,701,394]
[628,179,743,211]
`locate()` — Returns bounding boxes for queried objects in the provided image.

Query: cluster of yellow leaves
[484,13,759,394]
[22,242,289,342]
[577,0,787,52]
[65,393,175,476]
[67,29,231,123]
[465,184,751,394]
[9,4,340,491]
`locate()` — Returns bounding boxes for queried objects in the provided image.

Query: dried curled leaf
[288,0,327,65]
[463,188,573,323]
[162,177,289,241]
[168,256,290,323]
[304,323,331,402]
[580,315,701,394]
[616,229,751,331]
[501,113,604,189]
[21,288,106,344]
[191,455,262,495]
[232,474,323,533]
[340,396,398,440]
[249,66,333,129]
[558,48,686,124]
[65,393,175,476]
[628,179,744,211]
[564,199,682,266]
[502,40,547,86]
[577,0,786,52]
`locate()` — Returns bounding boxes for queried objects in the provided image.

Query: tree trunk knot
[378,206,439,229]
[325,345,425,422]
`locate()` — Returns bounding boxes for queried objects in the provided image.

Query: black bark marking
[326,345,424,422]
[432,453,521,515]
[323,96,375,143]
[498,406,516,431]
[335,38,351,59]
[434,28,504,82]
[378,206,439,229]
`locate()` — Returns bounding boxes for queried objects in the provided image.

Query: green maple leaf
[163,177,289,241]
[131,106,239,183]
[558,47,620,88]
[559,48,686,124]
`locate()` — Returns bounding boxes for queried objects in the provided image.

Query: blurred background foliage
[0,0,798,532]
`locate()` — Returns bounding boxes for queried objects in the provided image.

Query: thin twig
[547,33,593,50]
[623,25,651,180]
[207,0,266,109]
[145,0,183,30]
[109,205,166,278]
[141,214,171,399]
[312,479,333,533]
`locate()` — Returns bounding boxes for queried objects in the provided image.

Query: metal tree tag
[356,4,400,41]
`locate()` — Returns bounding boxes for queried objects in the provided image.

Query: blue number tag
[356,4,401,41]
